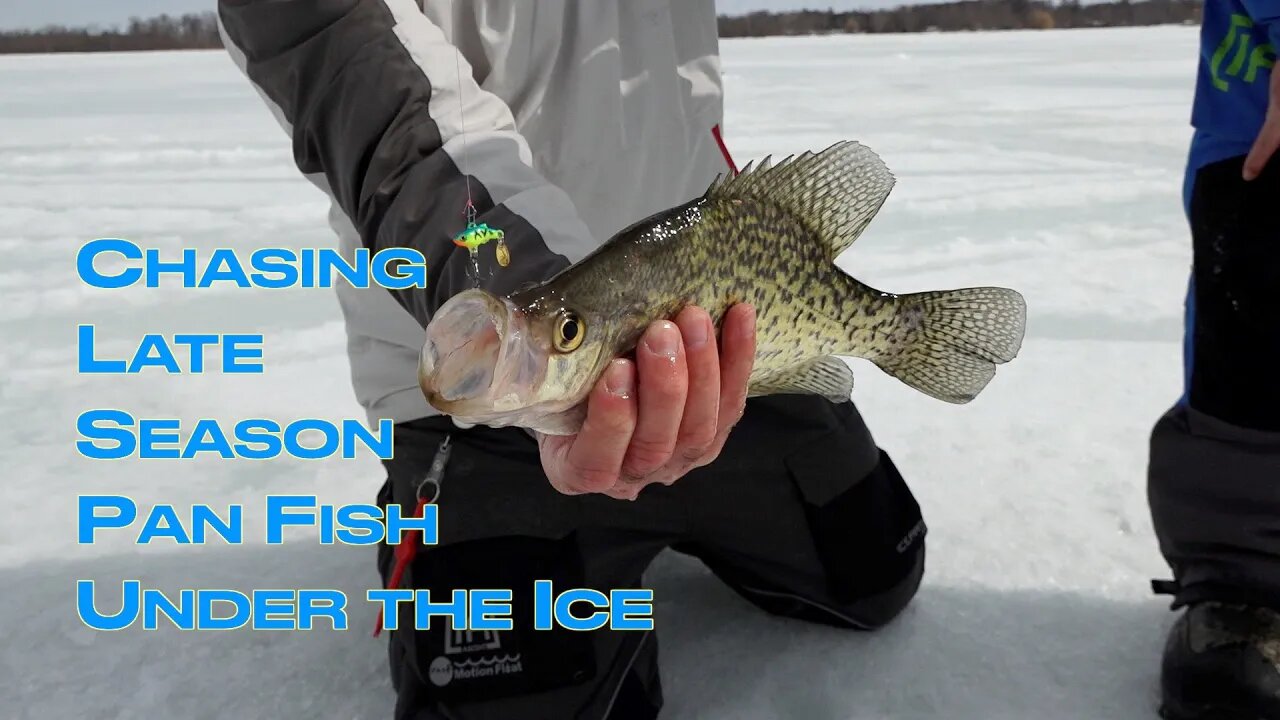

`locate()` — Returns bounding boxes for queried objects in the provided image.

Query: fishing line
[453,34,475,225]
[448,7,509,278]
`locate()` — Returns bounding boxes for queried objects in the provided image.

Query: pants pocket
[396,532,598,704]
[785,441,927,604]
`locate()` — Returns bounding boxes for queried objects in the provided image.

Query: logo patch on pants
[429,629,525,687]
[403,535,597,700]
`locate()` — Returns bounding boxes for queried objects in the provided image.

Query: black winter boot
[1160,602,1280,720]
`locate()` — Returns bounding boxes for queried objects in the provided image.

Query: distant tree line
[718,0,1202,36]
[0,1,1202,54]
[0,12,221,54]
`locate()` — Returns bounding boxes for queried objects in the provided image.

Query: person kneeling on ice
[1147,0,1280,717]
[218,2,1021,718]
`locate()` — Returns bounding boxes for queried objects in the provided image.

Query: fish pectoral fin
[873,287,1027,404]
[704,140,895,260]
[748,356,854,403]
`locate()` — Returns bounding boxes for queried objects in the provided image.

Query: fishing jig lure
[452,218,510,267]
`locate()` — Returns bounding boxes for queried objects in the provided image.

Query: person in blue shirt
[1147,0,1280,717]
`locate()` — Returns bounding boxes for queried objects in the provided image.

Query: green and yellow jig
[452,220,510,267]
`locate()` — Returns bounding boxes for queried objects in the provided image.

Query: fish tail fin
[874,287,1027,403]
[705,140,894,259]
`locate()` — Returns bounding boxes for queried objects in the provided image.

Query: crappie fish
[418,141,1027,435]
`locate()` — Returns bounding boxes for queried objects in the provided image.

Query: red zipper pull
[373,436,451,638]
[373,497,428,637]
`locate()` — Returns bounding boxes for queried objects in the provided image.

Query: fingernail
[605,359,633,398]
[683,312,710,350]
[643,321,680,358]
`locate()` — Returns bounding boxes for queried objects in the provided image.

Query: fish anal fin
[749,356,855,403]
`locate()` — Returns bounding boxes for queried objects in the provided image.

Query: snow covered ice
[0,26,1198,719]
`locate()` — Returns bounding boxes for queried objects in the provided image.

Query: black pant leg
[1148,155,1280,608]
[1186,155,1280,431]
[675,395,927,631]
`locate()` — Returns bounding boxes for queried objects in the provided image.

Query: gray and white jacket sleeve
[216,0,595,327]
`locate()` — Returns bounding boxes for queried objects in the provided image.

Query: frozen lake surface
[0,25,1199,719]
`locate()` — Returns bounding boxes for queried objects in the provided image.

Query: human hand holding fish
[533,304,757,500]
[1243,56,1280,181]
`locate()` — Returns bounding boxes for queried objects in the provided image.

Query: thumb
[1243,114,1280,181]
[1244,70,1280,181]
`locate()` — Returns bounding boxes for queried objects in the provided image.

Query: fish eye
[553,311,585,352]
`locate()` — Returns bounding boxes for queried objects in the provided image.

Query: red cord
[372,497,429,638]
[712,124,739,176]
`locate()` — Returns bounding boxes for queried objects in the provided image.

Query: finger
[1244,115,1280,181]
[621,320,688,481]
[701,303,756,464]
[562,359,637,493]
[672,306,720,466]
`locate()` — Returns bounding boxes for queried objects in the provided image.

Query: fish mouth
[419,289,558,426]
[419,290,512,410]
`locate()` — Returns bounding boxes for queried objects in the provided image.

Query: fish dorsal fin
[748,356,855,403]
[705,141,895,260]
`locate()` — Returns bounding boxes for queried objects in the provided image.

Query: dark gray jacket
[217,0,734,424]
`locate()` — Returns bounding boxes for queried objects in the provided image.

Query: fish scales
[522,195,883,382]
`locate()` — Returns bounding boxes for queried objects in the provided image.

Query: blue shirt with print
[1187,0,1277,193]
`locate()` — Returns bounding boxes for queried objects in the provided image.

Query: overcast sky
[0,0,924,31]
